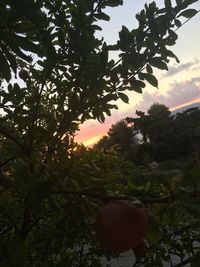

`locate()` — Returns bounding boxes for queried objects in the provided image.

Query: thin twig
[50,189,171,204]
[132,220,200,266]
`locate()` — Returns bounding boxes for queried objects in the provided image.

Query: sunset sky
[76,0,200,147]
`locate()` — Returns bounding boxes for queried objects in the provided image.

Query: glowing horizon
[80,135,103,147]
[170,97,200,111]
[77,97,200,147]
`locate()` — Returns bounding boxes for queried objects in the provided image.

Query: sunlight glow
[81,135,102,147]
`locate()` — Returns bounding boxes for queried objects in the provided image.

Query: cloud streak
[134,77,200,112]
[162,58,199,78]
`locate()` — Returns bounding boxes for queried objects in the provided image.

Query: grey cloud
[192,65,200,71]
[132,77,200,113]
[162,58,200,78]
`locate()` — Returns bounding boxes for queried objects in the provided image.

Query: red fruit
[132,240,148,258]
[19,69,29,81]
[96,201,147,253]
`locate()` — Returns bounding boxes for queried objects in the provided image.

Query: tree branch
[50,189,170,204]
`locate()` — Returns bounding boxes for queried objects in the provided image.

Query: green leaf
[175,19,182,28]
[118,92,129,103]
[105,172,121,182]
[168,29,178,41]
[7,235,25,267]
[141,73,158,88]
[95,13,110,21]
[13,22,39,33]
[133,87,143,94]
[0,32,32,63]
[178,9,198,18]
[9,0,44,27]
[183,199,200,215]
[119,26,132,47]
[107,44,119,51]
[98,113,105,123]
[186,0,199,4]
[58,29,65,48]
[106,0,123,7]
[8,83,12,93]
[146,64,153,74]
[164,50,180,63]
[149,57,168,71]
[130,79,146,93]
[92,24,102,31]
[164,0,172,10]
[146,216,160,243]
[0,49,11,82]
[15,35,43,56]
[1,47,17,75]
[191,252,200,267]
[183,166,200,186]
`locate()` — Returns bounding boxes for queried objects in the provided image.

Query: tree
[129,104,200,163]
[147,103,174,161]
[94,119,136,153]
[125,104,174,163]
[172,107,200,162]
[0,0,200,266]
[126,110,150,144]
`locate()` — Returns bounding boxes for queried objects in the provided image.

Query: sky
[75,0,200,147]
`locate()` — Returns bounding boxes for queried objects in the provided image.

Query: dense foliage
[97,103,200,164]
[0,0,200,266]
[95,103,200,265]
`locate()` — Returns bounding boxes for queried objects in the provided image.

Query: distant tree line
[94,103,200,166]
